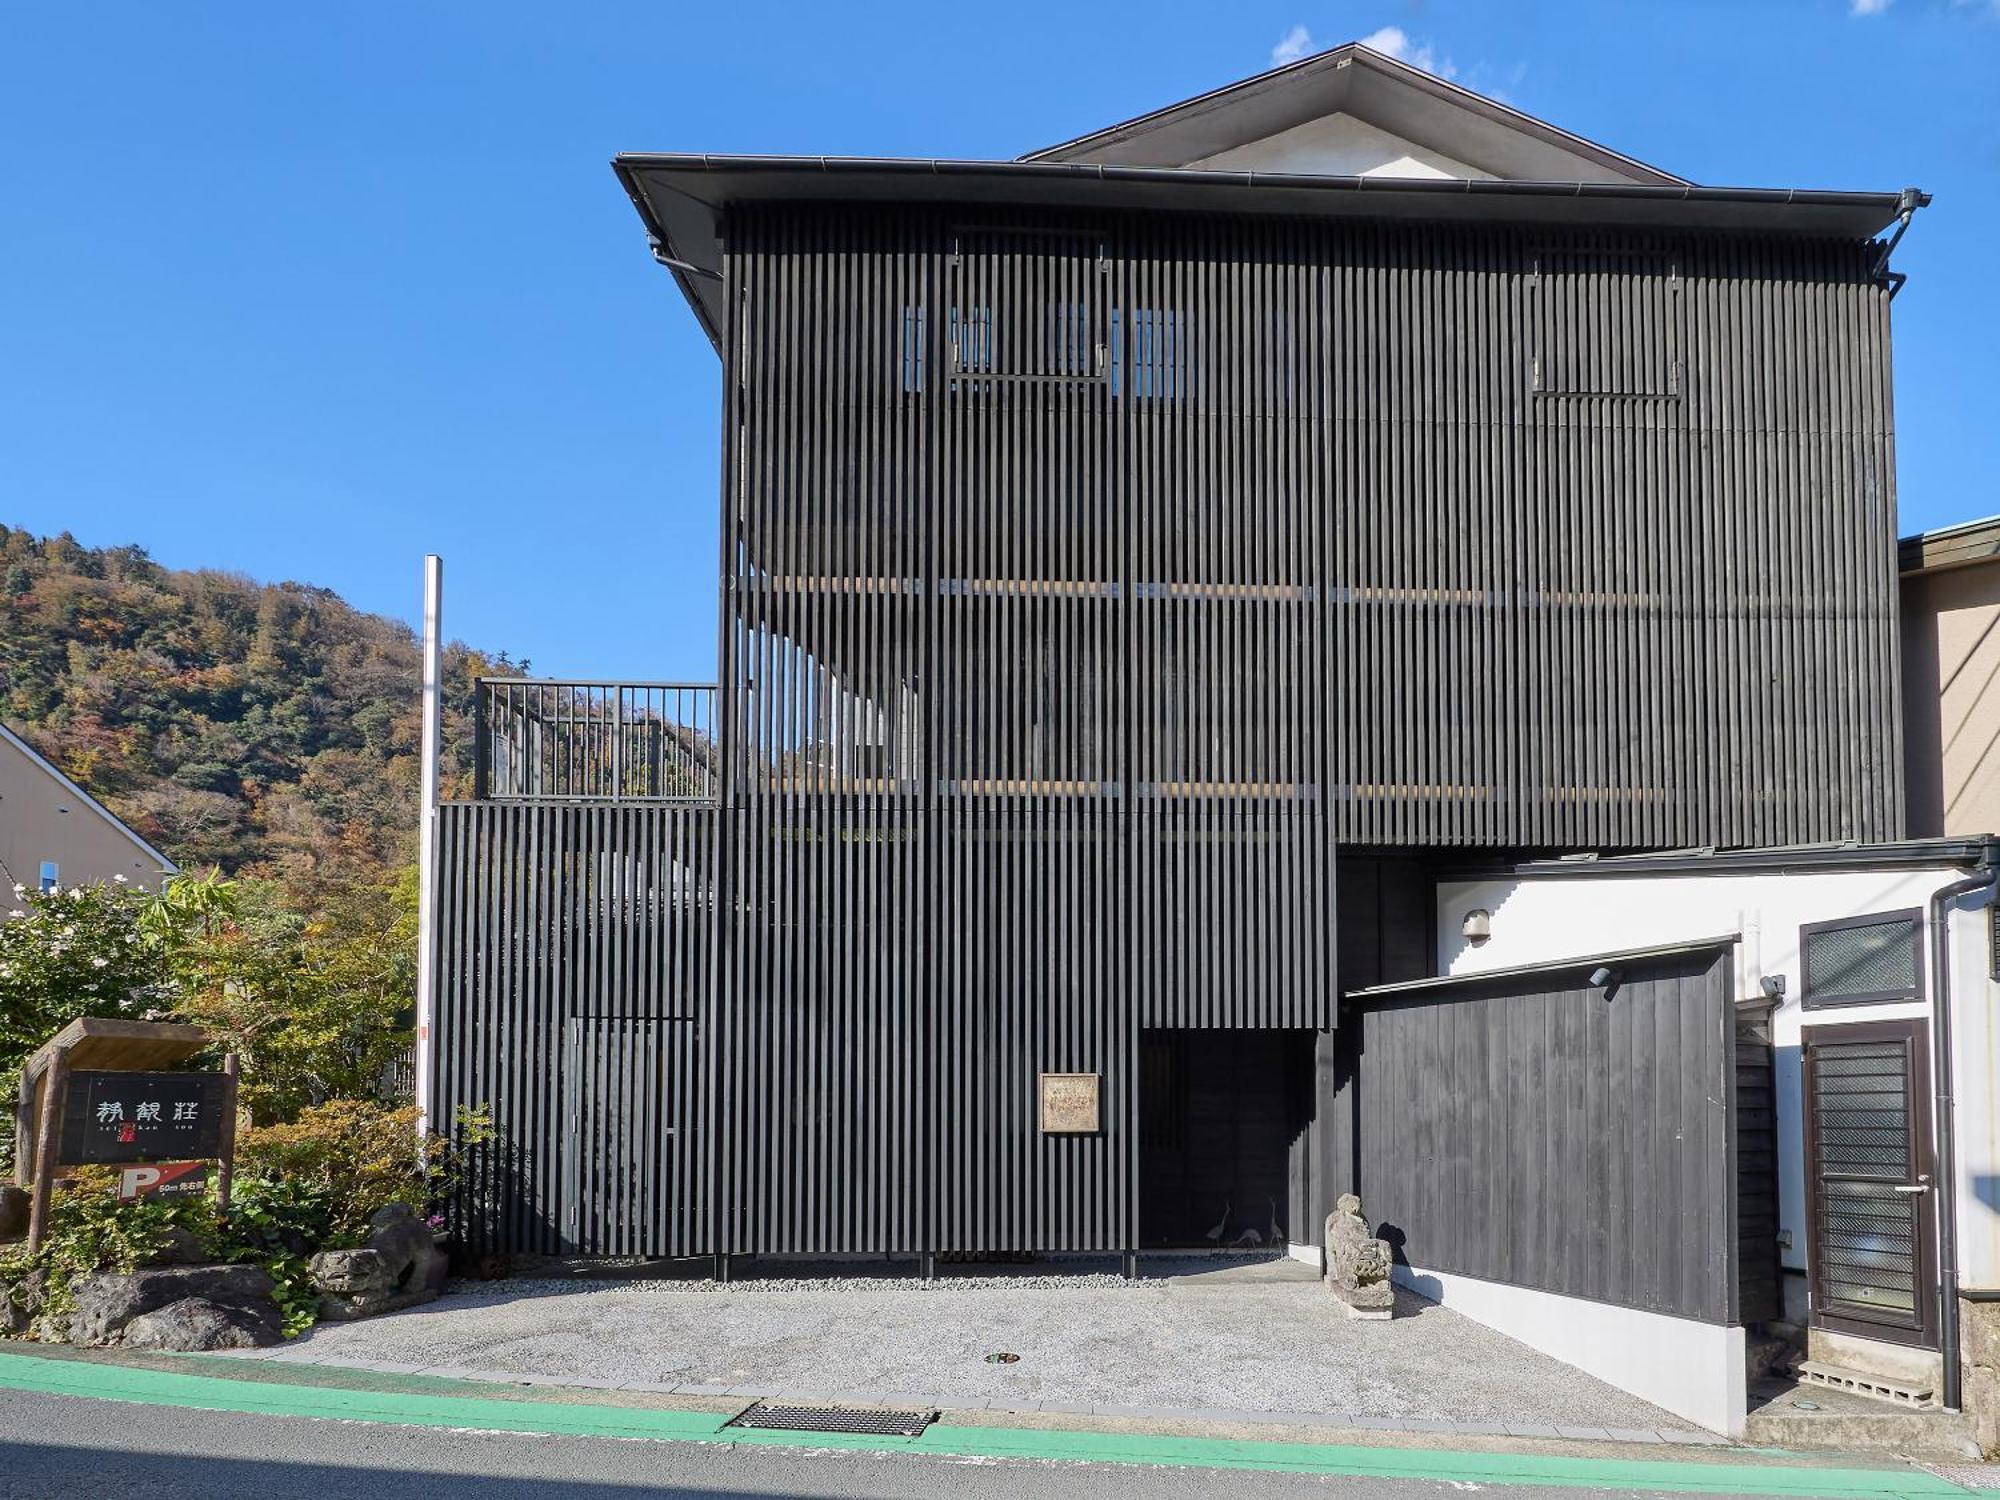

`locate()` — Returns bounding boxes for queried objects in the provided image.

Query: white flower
[90,957,108,968]
[112,874,128,884]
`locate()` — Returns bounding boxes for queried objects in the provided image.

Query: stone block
[122,1296,281,1351]
[0,1267,46,1337]
[67,1263,276,1347]
[1963,1298,2000,1374]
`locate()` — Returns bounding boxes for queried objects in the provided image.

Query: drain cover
[727,1401,935,1438]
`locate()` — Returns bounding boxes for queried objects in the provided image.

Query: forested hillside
[0,526,505,886]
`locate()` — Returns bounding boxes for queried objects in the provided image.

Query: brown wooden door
[1802,1019,1938,1348]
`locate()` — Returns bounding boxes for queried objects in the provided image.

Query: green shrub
[236,1099,440,1244]
[1,1098,490,1344]
[0,1167,220,1333]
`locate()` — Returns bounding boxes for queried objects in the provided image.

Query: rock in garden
[1325,1193,1395,1321]
[368,1203,448,1295]
[309,1204,446,1321]
[122,1296,281,1351]
[0,1185,28,1242]
[67,1263,277,1346]
[1,1268,47,1337]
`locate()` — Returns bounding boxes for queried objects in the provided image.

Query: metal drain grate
[726,1401,936,1438]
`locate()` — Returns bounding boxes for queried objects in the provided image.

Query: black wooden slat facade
[1338,945,1742,1324]
[434,201,1901,1268]
[435,803,716,1257]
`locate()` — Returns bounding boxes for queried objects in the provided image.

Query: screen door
[1802,1019,1938,1347]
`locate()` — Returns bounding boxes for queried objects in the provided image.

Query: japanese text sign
[58,1071,228,1164]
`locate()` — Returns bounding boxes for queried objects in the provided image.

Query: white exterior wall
[1393,1263,1748,1435]
[1433,863,2000,1344]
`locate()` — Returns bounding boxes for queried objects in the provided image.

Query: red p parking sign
[114,1161,210,1201]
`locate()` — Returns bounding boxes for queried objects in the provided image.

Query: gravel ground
[270,1256,1680,1428]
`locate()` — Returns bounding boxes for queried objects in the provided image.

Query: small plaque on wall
[1038,1072,1100,1134]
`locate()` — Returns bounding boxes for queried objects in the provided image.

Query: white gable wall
[1184,111,1495,180]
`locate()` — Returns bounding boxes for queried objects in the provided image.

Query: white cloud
[1271,24,1314,65]
[1850,0,1892,13]
[1359,24,1457,80]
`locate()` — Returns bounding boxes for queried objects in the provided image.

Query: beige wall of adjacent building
[0,729,174,895]
[1904,551,2000,839]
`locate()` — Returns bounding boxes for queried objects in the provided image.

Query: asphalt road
[0,1388,1901,1500]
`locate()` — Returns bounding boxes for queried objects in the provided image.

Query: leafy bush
[161,874,416,1124]
[0,1168,220,1332]
[235,1097,487,1245]
[1,1098,490,1343]
[234,1099,428,1245]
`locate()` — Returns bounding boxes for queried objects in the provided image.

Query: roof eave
[1437,836,2000,882]
[1901,515,2000,577]
[614,153,1918,354]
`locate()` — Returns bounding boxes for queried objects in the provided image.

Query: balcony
[474,678,719,804]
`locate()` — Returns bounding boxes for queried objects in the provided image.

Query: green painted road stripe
[0,1350,1970,1498]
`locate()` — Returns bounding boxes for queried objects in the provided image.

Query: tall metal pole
[415,556,444,1133]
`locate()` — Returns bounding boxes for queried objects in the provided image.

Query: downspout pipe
[1872,186,1930,297]
[1929,841,2000,1413]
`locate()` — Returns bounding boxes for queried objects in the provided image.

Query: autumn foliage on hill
[0,525,505,887]
[0,530,514,1304]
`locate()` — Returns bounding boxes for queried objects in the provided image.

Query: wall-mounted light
[1759,974,1787,1001]
[1588,965,1618,991]
[1462,908,1492,945]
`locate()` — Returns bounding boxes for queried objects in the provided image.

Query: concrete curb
[0,1348,1965,1498]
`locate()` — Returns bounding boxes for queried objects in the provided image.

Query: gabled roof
[1022,43,1686,186]
[0,721,178,878]
[613,40,1926,351]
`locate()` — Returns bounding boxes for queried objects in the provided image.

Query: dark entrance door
[1802,1019,1938,1348]
[1139,1029,1311,1250]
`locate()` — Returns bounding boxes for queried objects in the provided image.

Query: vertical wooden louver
[434,202,1904,1260]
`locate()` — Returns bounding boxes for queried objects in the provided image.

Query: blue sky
[4,2,1995,679]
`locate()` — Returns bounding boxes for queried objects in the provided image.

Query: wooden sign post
[14,1018,236,1255]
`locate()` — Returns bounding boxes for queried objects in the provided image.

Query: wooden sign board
[1038,1072,1101,1134]
[16,1020,236,1258]
[59,1070,228,1165]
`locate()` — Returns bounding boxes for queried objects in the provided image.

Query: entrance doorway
[1802,1019,1938,1348]
[1139,1029,1312,1250]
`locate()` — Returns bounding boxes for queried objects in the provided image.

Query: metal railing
[475,678,720,804]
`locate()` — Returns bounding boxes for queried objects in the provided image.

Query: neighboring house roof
[613,40,1926,350]
[0,721,178,881]
[1020,42,1687,186]
[1900,514,2000,576]
[1444,836,1999,879]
